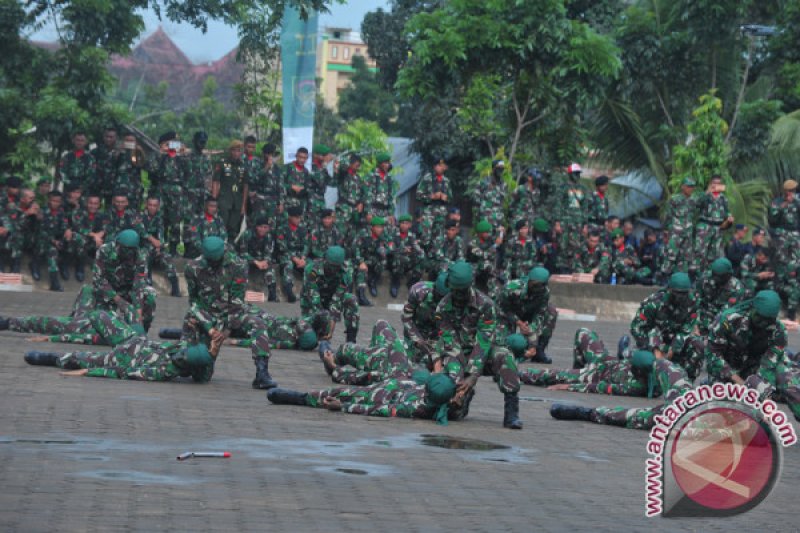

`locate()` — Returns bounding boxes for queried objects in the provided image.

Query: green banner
[281,7,318,160]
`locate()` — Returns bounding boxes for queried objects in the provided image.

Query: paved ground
[1,288,799,531]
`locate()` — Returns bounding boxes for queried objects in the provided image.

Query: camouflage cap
[533,218,550,233]
[447,261,473,289]
[475,219,492,233]
[668,272,692,291]
[376,152,391,164]
[313,144,331,156]
[753,290,781,318]
[325,245,346,266]
[202,236,225,261]
[527,266,550,284]
[681,177,697,187]
[506,334,528,357]
[398,214,412,223]
[298,330,318,350]
[186,344,213,368]
[434,272,450,296]
[370,216,386,226]
[711,257,733,275]
[116,229,140,248]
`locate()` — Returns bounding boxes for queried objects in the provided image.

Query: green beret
[116,229,140,248]
[434,272,450,296]
[475,219,492,233]
[668,272,692,291]
[533,218,550,233]
[186,344,213,368]
[506,334,528,357]
[370,216,386,226]
[711,258,733,275]
[682,177,697,187]
[447,261,473,290]
[376,152,391,164]
[298,330,318,350]
[631,350,656,370]
[753,290,781,318]
[527,266,550,284]
[325,245,345,266]
[131,324,146,336]
[202,236,226,261]
[412,368,431,385]
[313,144,331,156]
[426,373,456,404]
[610,228,624,240]
[398,214,412,222]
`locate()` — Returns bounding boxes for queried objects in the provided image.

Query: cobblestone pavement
[1,289,798,531]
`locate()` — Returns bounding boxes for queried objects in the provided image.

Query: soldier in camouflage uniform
[434,261,523,429]
[388,214,424,298]
[105,193,146,241]
[767,180,800,259]
[141,196,180,297]
[267,371,457,425]
[333,154,366,241]
[24,311,214,383]
[694,257,747,334]
[301,246,360,343]
[740,246,778,294]
[185,131,212,223]
[68,194,107,282]
[496,266,557,364]
[63,184,85,220]
[247,143,283,228]
[308,209,344,261]
[148,131,189,254]
[309,144,334,217]
[473,159,508,230]
[706,290,800,420]
[55,131,96,191]
[0,208,17,273]
[365,152,397,225]
[466,219,499,296]
[90,127,119,205]
[532,218,559,274]
[226,307,319,351]
[237,217,277,302]
[353,216,390,303]
[427,219,464,279]
[12,189,42,279]
[241,136,261,202]
[692,176,734,275]
[660,178,699,279]
[509,167,544,229]
[629,273,704,380]
[184,197,227,258]
[599,228,651,284]
[113,133,145,209]
[275,205,308,303]
[183,236,276,389]
[283,147,311,216]
[587,175,610,233]
[554,163,589,262]
[36,191,71,291]
[213,140,248,241]
[2,175,23,211]
[550,351,693,430]
[575,231,610,279]
[402,273,449,367]
[93,229,156,331]
[503,220,535,282]
[415,157,452,228]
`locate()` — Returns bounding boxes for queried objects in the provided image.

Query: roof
[609,170,663,219]
[387,137,421,196]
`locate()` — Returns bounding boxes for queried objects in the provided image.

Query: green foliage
[337,55,396,132]
[729,99,783,168]
[333,119,391,175]
[314,95,343,149]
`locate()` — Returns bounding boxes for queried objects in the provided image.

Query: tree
[337,55,396,132]
[334,119,392,175]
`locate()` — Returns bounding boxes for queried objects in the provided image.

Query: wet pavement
[1,290,799,531]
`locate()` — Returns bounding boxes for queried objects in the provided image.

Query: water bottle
[611,273,617,286]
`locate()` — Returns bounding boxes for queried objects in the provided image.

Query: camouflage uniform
[105,208,146,242]
[600,242,649,284]
[388,226,424,287]
[693,191,732,273]
[56,150,96,191]
[237,229,276,294]
[185,150,212,221]
[503,235,535,282]
[308,162,332,217]
[0,210,18,266]
[630,288,704,380]
[509,182,542,229]
[183,211,227,259]
[328,320,411,385]
[365,168,396,220]
[68,208,107,262]
[247,161,283,227]
[308,223,344,261]
[767,194,800,255]
[90,144,119,204]
[466,235,498,296]
[141,210,179,284]
[575,241,610,277]
[706,302,800,419]
[694,271,747,334]
[660,191,700,277]
[213,156,248,240]
[402,281,443,366]
[587,190,609,233]
[353,227,390,292]
[334,166,366,241]
[555,176,590,260]
[416,172,451,227]
[230,306,315,350]
[304,378,438,419]
[496,280,558,356]
[301,259,359,337]
[473,177,508,228]
[92,242,156,330]
[276,219,309,293]
[428,231,464,277]
[148,152,188,251]
[282,162,311,215]
[36,206,70,275]
[113,148,145,209]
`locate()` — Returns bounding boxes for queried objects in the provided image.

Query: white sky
[30,0,390,63]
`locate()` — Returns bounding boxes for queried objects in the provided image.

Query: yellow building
[317,27,378,110]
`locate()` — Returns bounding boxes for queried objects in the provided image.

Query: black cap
[287,206,303,217]
[515,219,528,230]
[321,208,334,218]
[158,131,177,144]
[255,217,270,226]
[64,183,80,193]
[595,175,610,186]
[262,143,277,155]
[48,190,63,198]
[448,206,461,214]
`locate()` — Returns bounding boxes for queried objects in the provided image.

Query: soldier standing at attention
[247,143,283,228]
[56,131,96,191]
[692,175,734,277]
[416,156,451,229]
[90,126,119,206]
[283,147,311,216]
[148,131,188,255]
[365,152,397,226]
[213,140,248,241]
[185,131,212,223]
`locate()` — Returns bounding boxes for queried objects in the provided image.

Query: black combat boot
[267,388,308,405]
[283,283,297,303]
[49,271,63,292]
[530,337,552,364]
[788,309,797,321]
[267,285,278,302]
[550,403,593,421]
[357,287,372,307]
[59,261,70,281]
[252,357,278,390]
[0,255,5,272]
[158,328,183,340]
[368,274,378,297]
[24,351,60,366]
[390,274,400,298]
[74,258,85,282]
[503,393,523,429]
[10,258,21,273]
[0,316,9,330]
[346,327,357,343]
[169,276,181,297]
[617,334,630,359]
[29,260,41,281]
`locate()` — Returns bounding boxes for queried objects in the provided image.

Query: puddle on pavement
[77,470,196,485]
[0,438,77,445]
[336,468,367,475]
[311,461,395,477]
[519,396,551,402]
[420,434,511,451]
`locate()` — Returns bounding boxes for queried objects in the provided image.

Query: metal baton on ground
[176,451,231,461]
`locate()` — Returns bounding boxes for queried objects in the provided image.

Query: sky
[30,0,390,64]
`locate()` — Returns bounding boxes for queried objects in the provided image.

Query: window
[331,46,338,59]
[343,47,350,59]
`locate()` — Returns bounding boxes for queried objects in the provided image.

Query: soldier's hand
[26,336,50,342]
[524,347,538,359]
[64,229,72,241]
[323,397,342,411]
[0,227,7,237]
[60,369,89,377]
[731,374,745,385]
[547,384,571,391]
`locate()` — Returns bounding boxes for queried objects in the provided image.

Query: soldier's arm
[86,368,123,378]
[132,249,150,292]
[92,247,118,302]
[630,302,653,348]
[121,362,178,381]
[705,319,736,381]
[466,303,496,376]
[401,289,425,344]
[46,332,104,345]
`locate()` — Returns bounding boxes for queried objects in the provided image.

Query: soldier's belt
[698,218,723,226]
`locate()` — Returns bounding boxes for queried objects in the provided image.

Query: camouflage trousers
[10,314,93,336]
[445,346,519,421]
[34,236,67,273]
[231,314,314,350]
[356,253,387,291]
[246,196,281,228]
[0,230,21,260]
[182,304,271,361]
[68,233,100,262]
[572,327,613,368]
[186,188,207,224]
[147,245,178,282]
[300,293,359,335]
[335,203,363,242]
[509,304,558,353]
[389,251,423,284]
[422,205,448,229]
[329,320,411,385]
[692,222,723,274]
[56,313,144,368]
[96,285,157,332]
[249,264,277,292]
[562,222,584,266]
[597,265,652,285]
[660,228,693,276]
[279,258,305,291]
[158,185,186,250]
[635,328,705,381]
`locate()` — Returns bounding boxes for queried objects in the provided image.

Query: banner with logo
[280,6,318,166]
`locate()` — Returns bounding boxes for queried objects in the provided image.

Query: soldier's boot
[169,242,178,256]
[502,393,523,429]
[266,388,308,406]
[59,261,70,281]
[169,276,181,297]
[158,328,183,340]
[0,316,9,330]
[49,271,63,292]
[357,287,372,307]
[10,258,21,273]
[550,403,593,421]
[0,255,5,272]
[252,357,278,390]
[617,334,630,359]
[24,351,60,366]
[74,258,85,282]
[368,274,378,298]
[29,260,41,281]
[530,337,552,364]
[267,285,278,302]
[390,274,400,298]
[346,327,357,344]
[788,309,797,322]
[283,282,297,303]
